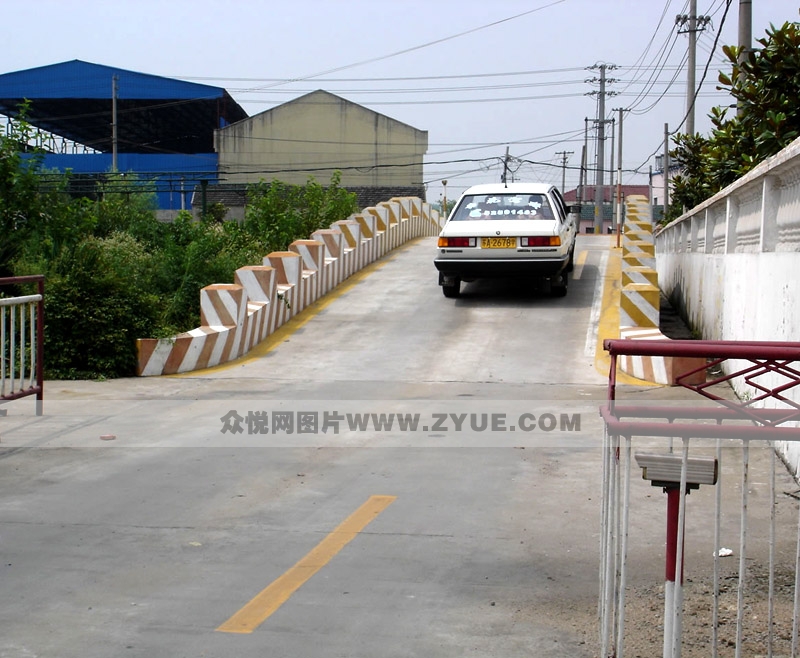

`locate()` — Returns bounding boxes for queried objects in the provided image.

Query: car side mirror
[568,204,582,215]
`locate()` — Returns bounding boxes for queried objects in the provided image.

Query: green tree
[0,104,53,275]
[244,171,358,252]
[667,21,800,222]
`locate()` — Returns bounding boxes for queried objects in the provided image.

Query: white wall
[656,137,800,478]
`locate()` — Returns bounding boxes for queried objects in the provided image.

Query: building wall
[42,152,218,213]
[215,91,427,189]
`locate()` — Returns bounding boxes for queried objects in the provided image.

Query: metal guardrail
[600,338,800,658]
[0,275,44,414]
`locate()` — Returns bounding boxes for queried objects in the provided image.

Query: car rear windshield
[450,193,554,221]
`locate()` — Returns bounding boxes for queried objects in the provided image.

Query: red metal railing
[599,338,800,658]
[603,338,800,438]
[0,275,44,414]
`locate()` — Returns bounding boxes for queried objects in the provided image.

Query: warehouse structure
[0,60,247,219]
[0,61,429,219]
[214,89,427,204]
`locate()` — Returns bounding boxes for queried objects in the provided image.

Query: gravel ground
[552,540,799,657]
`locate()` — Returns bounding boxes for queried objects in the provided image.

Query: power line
[239,0,567,92]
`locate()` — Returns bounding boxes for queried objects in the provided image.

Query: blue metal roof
[0,60,248,154]
[0,60,250,210]
[0,60,229,100]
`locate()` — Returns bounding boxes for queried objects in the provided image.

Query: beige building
[214,90,427,198]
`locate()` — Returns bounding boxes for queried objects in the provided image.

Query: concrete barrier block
[235,265,276,303]
[266,251,302,324]
[623,240,656,258]
[200,284,245,328]
[622,266,659,288]
[312,228,344,290]
[620,283,660,328]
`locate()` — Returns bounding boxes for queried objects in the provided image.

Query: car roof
[459,183,554,196]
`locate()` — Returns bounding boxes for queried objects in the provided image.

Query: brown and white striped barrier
[136,197,443,376]
[616,196,705,385]
[617,327,706,385]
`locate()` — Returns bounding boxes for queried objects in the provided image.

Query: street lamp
[442,180,448,217]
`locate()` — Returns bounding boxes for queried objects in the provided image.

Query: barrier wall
[655,136,800,477]
[136,197,442,376]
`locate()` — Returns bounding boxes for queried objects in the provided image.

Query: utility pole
[663,123,670,220]
[614,108,626,245]
[588,63,617,233]
[738,0,752,115]
[111,75,118,172]
[555,150,573,192]
[579,118,589,204]
[676,4,711,135]
[501,146,511,185]
[686,3,697,135]
[608,117,617,231]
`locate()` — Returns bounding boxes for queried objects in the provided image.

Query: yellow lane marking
[594,242,658,386]
[572,249,589,280]
[175,239,425,375]
[217,495,397,634]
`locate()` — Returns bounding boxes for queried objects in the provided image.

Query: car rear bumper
[433,256,569,278]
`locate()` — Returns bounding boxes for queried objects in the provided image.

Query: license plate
[481,237,516,249]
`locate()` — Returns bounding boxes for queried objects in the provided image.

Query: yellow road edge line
[572,249,589,280]
[216,495,397,634]
[174,239,426,376]
[594,243,659,387]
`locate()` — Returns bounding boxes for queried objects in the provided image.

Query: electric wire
[240,0,566,92]
[630,0,734,174]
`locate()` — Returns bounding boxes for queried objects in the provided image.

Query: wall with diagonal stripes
[136,197,442,376]
[616,196,705,385]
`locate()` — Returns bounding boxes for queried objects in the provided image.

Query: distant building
[0,63,429,221]
[563,184,650,233]
[649,161,682,222]
[213,90,428,210]
[0,60,247,220]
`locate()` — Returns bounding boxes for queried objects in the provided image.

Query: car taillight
[520,236,561,247]
[438,236,476,247]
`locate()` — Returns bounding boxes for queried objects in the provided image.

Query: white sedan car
[434,183,578,298]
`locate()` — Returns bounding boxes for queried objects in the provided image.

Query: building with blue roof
[0,60,248,217]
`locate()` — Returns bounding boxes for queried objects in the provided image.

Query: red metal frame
[0,275,44,412]
[602,338,800,440]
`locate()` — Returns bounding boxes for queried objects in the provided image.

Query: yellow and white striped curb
[614,195,706,386]
[136,196,441,376]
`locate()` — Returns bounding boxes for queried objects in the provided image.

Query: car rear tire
[551,274,568,298]
[442,278,461,298]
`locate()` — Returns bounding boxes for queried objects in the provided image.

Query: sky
[2,0,799,205]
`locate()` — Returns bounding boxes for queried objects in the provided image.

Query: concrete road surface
[2,235,792,658]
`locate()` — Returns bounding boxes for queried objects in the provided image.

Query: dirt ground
[556,490,800,658]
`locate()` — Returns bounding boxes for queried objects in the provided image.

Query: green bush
[43,235,161,378]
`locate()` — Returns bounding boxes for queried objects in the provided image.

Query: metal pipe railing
[0,275,44,414]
